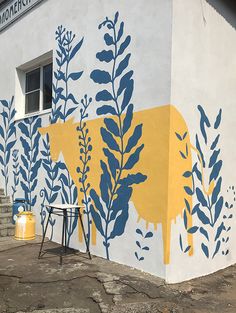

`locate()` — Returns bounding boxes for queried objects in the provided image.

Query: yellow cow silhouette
[39,104,194,264]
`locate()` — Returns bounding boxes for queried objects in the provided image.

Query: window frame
[24,61,53,117]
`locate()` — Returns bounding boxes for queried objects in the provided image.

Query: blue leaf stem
[76,95,93,247]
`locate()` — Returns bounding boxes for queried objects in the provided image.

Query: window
[25,63,52,115]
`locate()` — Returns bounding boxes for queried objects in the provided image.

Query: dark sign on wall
[0,0,43,32]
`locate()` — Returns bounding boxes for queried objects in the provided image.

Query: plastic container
[15,212,36,241]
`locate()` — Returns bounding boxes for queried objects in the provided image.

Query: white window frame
[15,51,53,121]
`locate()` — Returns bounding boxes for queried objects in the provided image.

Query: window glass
[26,68,40,93]
[25,91,40,114]
[43,63,52,110]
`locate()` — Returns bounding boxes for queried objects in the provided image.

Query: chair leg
[38,209,52,259]
[60,211,66,265]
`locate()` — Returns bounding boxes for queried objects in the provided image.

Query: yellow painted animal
[39,104,194,264]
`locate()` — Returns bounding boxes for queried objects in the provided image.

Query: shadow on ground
[0,237,235,313]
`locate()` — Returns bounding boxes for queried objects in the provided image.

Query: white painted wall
[169,0,236,282]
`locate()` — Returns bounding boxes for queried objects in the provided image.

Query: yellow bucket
[15,212,36,241]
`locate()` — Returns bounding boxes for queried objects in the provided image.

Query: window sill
[15,108,51,122]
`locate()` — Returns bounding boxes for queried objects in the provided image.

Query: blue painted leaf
[99,175,110,206]
[103,148,119,179]
[123,104,133,134]
[125,124,142,153]
[32,118,42,135]
[145,231,153,239]
[136,228,143,236]
[183,171,192,178]
[0,127,4,138]
[214,196,223,223]
[31,159,42,181]
[114,11,119,24]
[121,80,134,112]
[0,143,4,152]
[20,166,28,182]
[209,149,220,168]
[31,196,37,207]
[104,118,120,137]
[180,151,186,159]
[6,140,15,153]
[209,160,222,183]
[196,134,205,167]
[104,33,114,46]
[31,180,37,192]
[136,241,141,248]
[184,186,193,196]
[96,50,114,63]
[90,189,106,219]
[52,186,61,192]
[18,123,29,137]
[118,36,131,56]
[59,173,69,185]
[97,105,117,116]
[20,137,30,158]
[124,144,144,170]
[192,163,202,182]
[115,54,131,78]
[69,37,84,61]
[21,155,29,170]
[212,240,221,258]
[183,132,188,139]
[119,173,147,186]
[201,243,209,258]
[211,177,222,205]
[184,198,191,213]
[142,246,150,251]
[197,208,210,225]
[109,204,129,239]
[198,105,211,144]
[0,100,9,107]
[50,193,58,204]
[117,71,133,97]
[187,226,198,234]
[90,204,104,236]
[175,132,182,141]
[110,186,132,221]
[135,252,139,260]
[184,246,191,253]
[20,181,29,194]
[184,210,188,229]
[139,256,144,261]
[90,70,111,84]
[101,159,112,192]
[214,109,222,129]
[117,21,124,41]
[211,135,220,150]
[101,127,120,151]
[96,90,113,102]
[67,93,78,105]
[200,227,209,241]
[196,187,208,207]
[66,107,77,118]
[179,234,183,251]
[68,71,83,81]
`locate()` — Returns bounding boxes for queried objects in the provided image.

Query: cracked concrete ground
[0,237,235,313]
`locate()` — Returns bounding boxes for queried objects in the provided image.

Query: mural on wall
[1,9,234,283]
[18,117,42,210]
[179,106,226,259]
[0,97,16,196]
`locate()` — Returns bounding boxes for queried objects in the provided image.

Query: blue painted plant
[12,149,19,201]
[221,185,235,256]
[0,97,16,196]
[135,228,153,262]
[59,163,78,245]
[51,25,84,123]
[76,95,93,247]
[18,117,42,210]
[178,106,224,259]
[40,134,61,239]
[90,12,147,260]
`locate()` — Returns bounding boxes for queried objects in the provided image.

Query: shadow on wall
[206,0,236,29]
